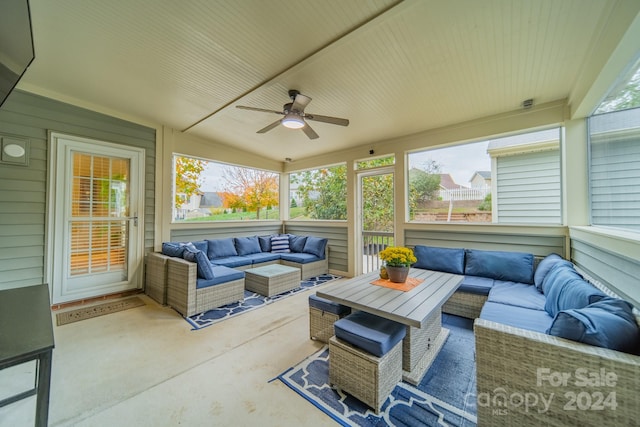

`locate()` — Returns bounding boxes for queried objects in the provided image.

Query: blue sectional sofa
[412,245,640,426]
[145,234,329,316]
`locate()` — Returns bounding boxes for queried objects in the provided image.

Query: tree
[408,160,442,219]
[175,156,205,209]
[361,173,394,232]
[293,165,347,220]
[222,167,278,219]
[595,67,640,113]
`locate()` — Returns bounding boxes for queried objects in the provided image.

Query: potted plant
[378,246,417,283]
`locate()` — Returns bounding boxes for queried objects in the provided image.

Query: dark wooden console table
[0,284,55,426]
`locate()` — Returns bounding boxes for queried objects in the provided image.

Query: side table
[0,284,55,427]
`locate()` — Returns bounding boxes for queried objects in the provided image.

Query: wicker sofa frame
[475,317,640,426]
[165,256,245,317]
[145,245,329,315]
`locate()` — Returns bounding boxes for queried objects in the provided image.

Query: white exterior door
[49,133,145,304]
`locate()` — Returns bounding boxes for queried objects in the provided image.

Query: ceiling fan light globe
[281,114,305,129]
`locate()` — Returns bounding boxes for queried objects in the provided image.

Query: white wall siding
[496,150,561,224]
[0,91,156,290]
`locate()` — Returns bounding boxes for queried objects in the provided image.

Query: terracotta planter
[386,265,409,283]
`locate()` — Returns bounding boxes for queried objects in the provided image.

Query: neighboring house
[487,128,561,224]
[199,192,224,209]
[437,174,489,202]
[470,171,491,188]
[438,174,467,191]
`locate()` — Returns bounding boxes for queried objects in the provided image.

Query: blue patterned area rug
[277,314,477,426]
[187,274,342,330]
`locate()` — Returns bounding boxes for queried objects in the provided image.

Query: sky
[408,141,491,186]
[197,139,491,192]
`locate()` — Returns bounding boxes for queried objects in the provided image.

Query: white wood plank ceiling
[22,0,629,162]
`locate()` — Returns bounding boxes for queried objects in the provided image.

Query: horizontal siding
[284,222,348,273]
[496,150,561,224]
[170,224,283,242]
[0,90,156,290]
[571,239,639,308]
[404,228,566,257]
[591,134,640,230]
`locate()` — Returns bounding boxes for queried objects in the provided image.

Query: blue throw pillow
[162,242,185,258]
[303,236,328,258]
[547,297,640,355]
[258,235,273,252]
[182,245,215,280]
[413,245,464,274]
[544,266,606,317]
[289,235,308,253]
[234,236,262,255]
[534,253,565,291]
[464,249,534,284]
[271,235,290,253]
[206,238,238,259]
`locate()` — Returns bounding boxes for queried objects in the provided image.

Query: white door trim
[46,132,145,304]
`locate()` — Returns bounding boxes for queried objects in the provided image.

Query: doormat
[56,296,145,326]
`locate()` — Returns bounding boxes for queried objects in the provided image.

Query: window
[589,56,640,232]
[173,155,279,222]
[408,128,561,224]
[289,164,347,220]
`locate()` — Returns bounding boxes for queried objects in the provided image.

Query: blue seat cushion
[548,297,640,355]
[196,266,245,289]
[182,245,215,280]
[543,264,606,317]
[207,238,238,259]
[487,281,546,310]
[413,245,465,274]
[334,311,406,357]
[210,256,252,268]
[533,253,566,291]
[465,249,534,284]
[279,252,321,264]
[303,236,328,259]
[234,236,262,255]
[308,294,351,316]
[480,301,553,333]
[458,276,495,295]
[244,252,281,264]
[289,235,308,253]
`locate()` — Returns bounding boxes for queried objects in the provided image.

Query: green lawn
[182,206,308,221]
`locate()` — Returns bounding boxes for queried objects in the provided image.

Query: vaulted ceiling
[21,0,636,162]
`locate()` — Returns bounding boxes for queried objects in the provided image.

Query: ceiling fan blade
[291,93,312,112]
[304,113,349,127]
[301,123,319,140]
[236,105,284,115]
[257,119,282,134]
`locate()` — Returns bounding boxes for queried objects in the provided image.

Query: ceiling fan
[236,90,349,139]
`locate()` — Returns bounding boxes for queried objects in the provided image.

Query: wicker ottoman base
[329,336,402,414]
[309,306,341,343]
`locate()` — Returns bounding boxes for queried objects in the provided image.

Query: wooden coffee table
[317,268,463,384]
[244,264,301,297]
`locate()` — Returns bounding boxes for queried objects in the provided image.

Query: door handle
[128,215,138,227]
